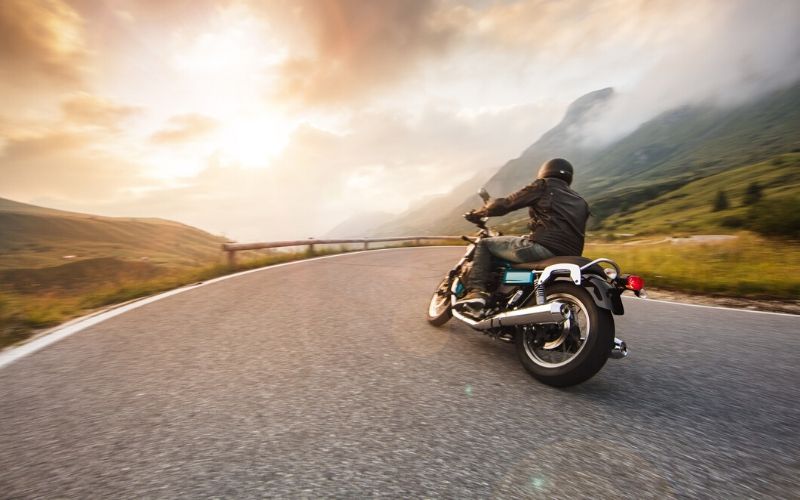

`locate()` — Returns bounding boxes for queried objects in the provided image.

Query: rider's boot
[455,289,490,315]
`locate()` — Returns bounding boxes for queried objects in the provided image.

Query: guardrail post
[363,240,369,250]
[227,250,236,266]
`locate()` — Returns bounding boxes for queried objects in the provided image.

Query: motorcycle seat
[511,256,605,276]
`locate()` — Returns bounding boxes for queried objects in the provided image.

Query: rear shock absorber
[534,280,545,305]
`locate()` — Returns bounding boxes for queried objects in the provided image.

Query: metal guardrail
[222,236,463,265]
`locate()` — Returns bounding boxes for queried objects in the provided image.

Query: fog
[1,0,799,241]
[572,0,800,146]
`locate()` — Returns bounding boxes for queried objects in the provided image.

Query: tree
[712,189,729,212]
[743,181,763,205]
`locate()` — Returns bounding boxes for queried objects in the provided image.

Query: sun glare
[216,116,292,168]
[158,8,294,170]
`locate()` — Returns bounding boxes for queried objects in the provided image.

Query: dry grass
[585,233,800,299]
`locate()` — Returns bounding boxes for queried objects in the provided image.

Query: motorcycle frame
[445,229,625,318]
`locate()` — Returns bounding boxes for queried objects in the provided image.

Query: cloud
[0,93,147,202]
[0,93,142,168]
[0,0,89,86]
[150,114,219,144]
[94,100,560,240]
[464,0,800,145]
[260,0,457,105]
[24,98,560,242]
[0,132,144,202]
[69,0,233,26]
[572,0,800,145]
[61,93,142,129]
[0,131,90,162]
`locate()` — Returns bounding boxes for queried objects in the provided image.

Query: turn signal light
[626,275,644,291]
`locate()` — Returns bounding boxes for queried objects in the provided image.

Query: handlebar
[461,214,501,240]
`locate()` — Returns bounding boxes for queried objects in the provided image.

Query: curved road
[1,247,797,498]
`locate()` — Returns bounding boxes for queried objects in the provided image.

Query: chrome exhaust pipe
[610,338,628,359]
[453,302,569,331]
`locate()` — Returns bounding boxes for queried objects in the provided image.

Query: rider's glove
[464,209,486,223]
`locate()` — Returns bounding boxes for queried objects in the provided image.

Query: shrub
[747,197,800,238]
[720,216,744,228]
[742,182,762,206]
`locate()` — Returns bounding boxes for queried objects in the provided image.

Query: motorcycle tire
[427,277,453,327]
[515,282,613,387]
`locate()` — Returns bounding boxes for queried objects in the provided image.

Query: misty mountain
[578,81,800,223]
[324,211,396,238]
[372,87,614,235]
[370,170,492,236]
[378,81,800,235]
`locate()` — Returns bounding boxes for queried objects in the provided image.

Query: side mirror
[478,187,490,203]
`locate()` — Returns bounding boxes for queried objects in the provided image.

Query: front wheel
[427,277,452,326]
[515,282,614,387]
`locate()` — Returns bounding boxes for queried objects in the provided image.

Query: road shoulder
[641,288,800,315]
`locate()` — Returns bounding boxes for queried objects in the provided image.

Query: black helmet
[537,158,574,185]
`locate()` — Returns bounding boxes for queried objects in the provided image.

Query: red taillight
[626,275,644,291]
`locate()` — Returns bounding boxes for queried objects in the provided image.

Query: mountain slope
[577,82,800,224]
[381,81,800,236]
[0,198,226,269]
[371,170,491,236]
[580,83,800,192]
[595,153,800,235]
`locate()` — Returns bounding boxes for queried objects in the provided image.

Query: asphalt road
[1,247,798,498]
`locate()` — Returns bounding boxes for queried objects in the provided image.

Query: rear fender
[582,275,624,315]
[551,275,623,314]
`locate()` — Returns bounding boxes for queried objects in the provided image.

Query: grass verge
[585,233,800,299]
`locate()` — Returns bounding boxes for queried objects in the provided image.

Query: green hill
[581,83,800,224]
[596,153,800,235]
[0,197,226,270]
[580,84,800,192]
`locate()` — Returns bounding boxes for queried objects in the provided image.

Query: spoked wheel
[427,277,453,326]
[515,282,614,387]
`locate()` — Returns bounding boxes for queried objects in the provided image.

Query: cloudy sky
[2,0,799,240]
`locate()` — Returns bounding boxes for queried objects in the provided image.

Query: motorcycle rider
[456,158,589,312]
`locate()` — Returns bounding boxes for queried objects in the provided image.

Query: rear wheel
[515,282,613,387]
[427,277,452,326]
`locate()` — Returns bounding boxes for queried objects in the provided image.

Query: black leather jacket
[478,178,589,256]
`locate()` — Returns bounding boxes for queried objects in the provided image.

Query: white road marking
[622,295,798,318]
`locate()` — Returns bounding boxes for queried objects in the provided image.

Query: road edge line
[622,295,799,317]
[0,246,454,370]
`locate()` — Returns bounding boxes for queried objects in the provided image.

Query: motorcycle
[427,188,645,387]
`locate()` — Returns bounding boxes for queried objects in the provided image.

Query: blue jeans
[468,236,555,292]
